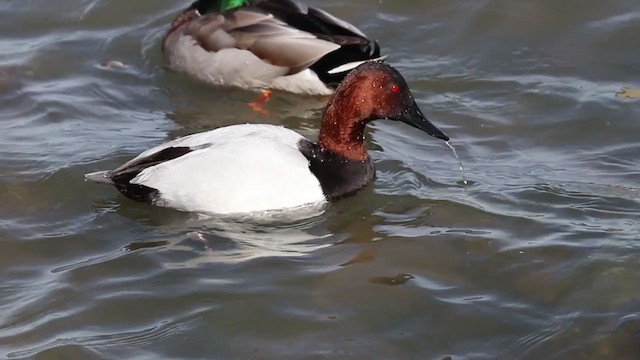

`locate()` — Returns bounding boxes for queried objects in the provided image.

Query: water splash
[445,141,468,185]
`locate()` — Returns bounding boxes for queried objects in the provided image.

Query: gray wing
[182,10,340,75]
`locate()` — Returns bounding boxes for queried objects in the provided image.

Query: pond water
[1,0,639,358]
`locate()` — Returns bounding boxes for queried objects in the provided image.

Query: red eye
[390,84,400,93]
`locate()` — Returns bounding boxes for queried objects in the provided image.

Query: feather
[85,171,113,185]
[164,0,385,92]
[327,55,388,75]
[183,8,340,74]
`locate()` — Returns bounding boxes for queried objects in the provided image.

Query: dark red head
[319,61,449,160]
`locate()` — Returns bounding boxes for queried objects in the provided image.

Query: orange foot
[248,90,272,116]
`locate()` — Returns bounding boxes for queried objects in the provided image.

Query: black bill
[397,101,449,141]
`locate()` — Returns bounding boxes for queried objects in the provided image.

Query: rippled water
[2,0,640,358]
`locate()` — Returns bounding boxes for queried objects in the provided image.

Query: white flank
[125,124,326,214]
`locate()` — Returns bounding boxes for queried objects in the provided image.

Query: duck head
[191,0,247,13]
[319,61,449,161]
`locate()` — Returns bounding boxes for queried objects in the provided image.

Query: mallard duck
[163,0,386,95]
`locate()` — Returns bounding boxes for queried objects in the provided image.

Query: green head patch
[220,0,247,11]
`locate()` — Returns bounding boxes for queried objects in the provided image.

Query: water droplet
[445,141,468,186]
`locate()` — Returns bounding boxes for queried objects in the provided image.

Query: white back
[129,124,326,214]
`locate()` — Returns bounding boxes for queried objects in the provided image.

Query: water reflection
[116,204,333,266]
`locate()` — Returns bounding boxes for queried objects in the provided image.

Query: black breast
[298,139,374,201]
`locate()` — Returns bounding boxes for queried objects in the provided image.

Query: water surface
[1,0,639,358]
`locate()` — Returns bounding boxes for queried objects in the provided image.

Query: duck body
[86,124,373,214]
[87,62,450,216]
[163,0,384,95]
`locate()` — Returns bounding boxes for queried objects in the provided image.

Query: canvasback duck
[163,0,385,95]
[85,62,449,215]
